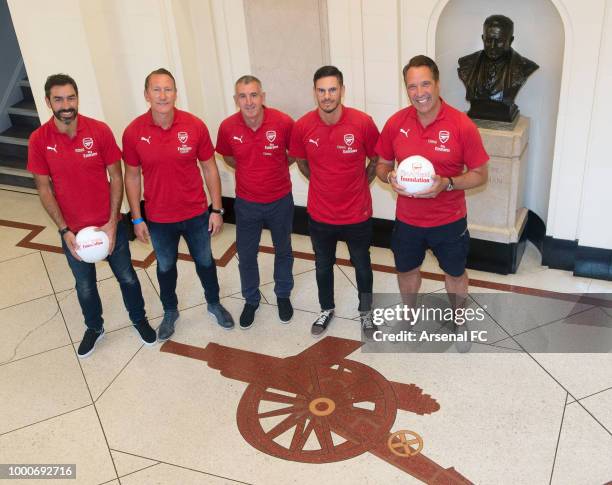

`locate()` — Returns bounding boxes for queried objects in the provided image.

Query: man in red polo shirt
[376,55,489,314]
[289,65,379,337]
[28,73,156,358]
[123,68,234,341]
[216,75,295,329]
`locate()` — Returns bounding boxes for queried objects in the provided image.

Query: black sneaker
[134,319,156,346]
[278,298,293,323]
[77,328,104,358]
[239,303,259,330]
[311,309,334,337]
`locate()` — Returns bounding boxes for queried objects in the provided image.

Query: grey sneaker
[360,310,375,340]
[311,309,334,337]
[157,310,180,342]
[453,322,473,354]
[208,303,235,330]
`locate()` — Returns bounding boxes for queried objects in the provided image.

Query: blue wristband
[132,217,144,225]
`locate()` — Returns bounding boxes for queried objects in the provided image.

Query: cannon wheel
[236,358,398,463]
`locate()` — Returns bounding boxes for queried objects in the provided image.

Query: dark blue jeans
[63,223,146,331]
[148,212,220,311]
[235,193,294,306]
[308,216,373,312]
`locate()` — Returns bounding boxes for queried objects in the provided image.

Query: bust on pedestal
[457,15,538,124]
[458,15,539,273]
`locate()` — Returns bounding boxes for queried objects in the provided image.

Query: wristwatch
[446,177,454,191]
[211,207,225,215]
[58,226,71,236]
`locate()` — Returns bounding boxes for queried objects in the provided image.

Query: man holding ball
[375,56,489,311]
[28,74,155,358]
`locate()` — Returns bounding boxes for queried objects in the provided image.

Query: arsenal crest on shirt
[83,137,93,150]
[266,130,276,143]
[177,131,193,154]
[340,133,357,154]
[438,130,450,144]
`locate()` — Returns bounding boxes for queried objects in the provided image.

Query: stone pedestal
[466,116,530,245]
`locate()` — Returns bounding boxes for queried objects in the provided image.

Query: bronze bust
[458,15,539,122]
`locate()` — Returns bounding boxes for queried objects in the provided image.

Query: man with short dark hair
[289,65,379,337]
[123,68,234,341]
[216,75,295,329]
[28,73,156,358]
[376,55,489,314]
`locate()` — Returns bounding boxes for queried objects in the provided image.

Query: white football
[75,226,110,263]
[396,155,435,194]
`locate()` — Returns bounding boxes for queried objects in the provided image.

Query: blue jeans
[235,193,294,306]
[63,223,146,331]
[308,216,373,312]
[148,212,220,311]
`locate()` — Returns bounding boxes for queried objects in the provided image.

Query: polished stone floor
[0,186,610,485]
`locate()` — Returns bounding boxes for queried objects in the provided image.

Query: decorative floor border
[2,218,609,307]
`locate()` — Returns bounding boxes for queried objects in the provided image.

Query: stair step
[0,125,35,144]
[8,98,40,130]
[8,99,37,116]
[0,155,27,170]
[1,125,34,137]
[8,107,37,117]
[0,183,37,194]
[0,135,28,146]
[0,141,27,159]
[9,115,40,131]
[0,167,35,189]
[20,85,34,102]
[0,166,31,177]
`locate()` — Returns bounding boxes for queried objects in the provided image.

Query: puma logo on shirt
[399,128,410,138]
[46,145,57,153]
[308,138,319,147]
[233,135,244,143]
[140,136,151,144]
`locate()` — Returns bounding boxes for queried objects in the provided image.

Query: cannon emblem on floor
[161,336,472,484]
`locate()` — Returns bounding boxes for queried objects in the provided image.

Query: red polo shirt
[122,109,215,223]
[27,115,121,232]
[289,106,379,225]
[216,107,293,203]
[376,100,488,227]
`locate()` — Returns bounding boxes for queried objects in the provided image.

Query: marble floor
[0,187,610,485]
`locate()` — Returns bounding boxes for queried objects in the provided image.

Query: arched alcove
[433,0,564,225]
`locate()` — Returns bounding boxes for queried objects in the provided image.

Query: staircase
[0,77,40,189]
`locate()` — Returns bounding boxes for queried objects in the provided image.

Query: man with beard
[289,66,379,337]
[27,74,156,357]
